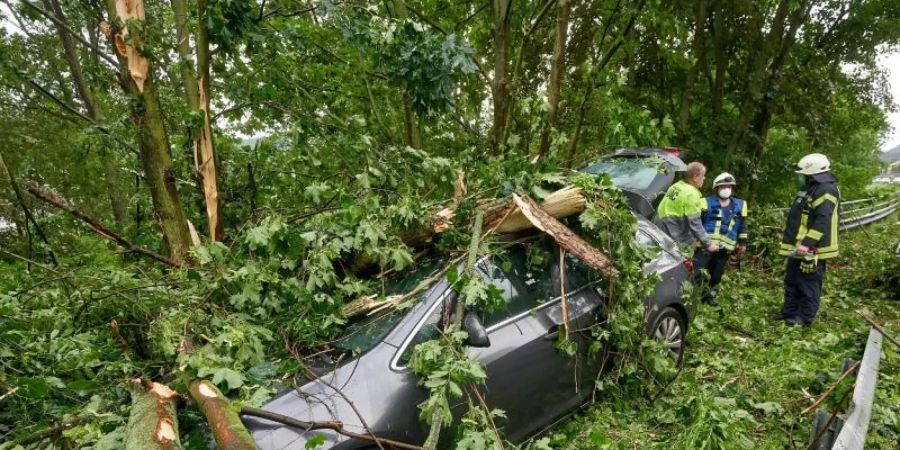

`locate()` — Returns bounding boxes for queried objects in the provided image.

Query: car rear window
[583,157,666,191]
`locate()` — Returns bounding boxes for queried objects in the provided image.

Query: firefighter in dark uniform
[775,153,840,326]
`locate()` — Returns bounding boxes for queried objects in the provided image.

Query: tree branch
[239,407,429,450]
[18,0,119,67]
[26,185,184,268]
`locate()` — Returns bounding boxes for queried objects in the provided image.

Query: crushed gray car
[242,217,693,449]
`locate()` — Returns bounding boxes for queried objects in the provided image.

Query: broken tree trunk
[124,379,182,450]
[188,380,258,450]
[104,0,194,264]
[512,193,618,278]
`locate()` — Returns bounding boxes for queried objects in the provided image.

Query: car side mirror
[462,312,490,347]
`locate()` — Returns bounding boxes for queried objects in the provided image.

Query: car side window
[562,251,599,290]
[398,294,452,366]
[477,243,555,327]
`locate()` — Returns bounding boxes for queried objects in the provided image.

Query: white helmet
[795,153,831,175]
[712,172,736,188]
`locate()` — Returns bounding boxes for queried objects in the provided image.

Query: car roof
[603,147,688,171]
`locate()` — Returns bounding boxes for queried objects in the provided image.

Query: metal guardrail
[831,328,884,450]
[770,194,900,230]
[839,197,900,230]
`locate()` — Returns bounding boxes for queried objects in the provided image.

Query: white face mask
[718,188,732,199]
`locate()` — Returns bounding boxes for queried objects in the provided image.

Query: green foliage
[1,0,898,447]
[409,326,488,426]
[545,218,900,449]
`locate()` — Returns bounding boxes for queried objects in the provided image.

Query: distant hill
[880,145,900,162]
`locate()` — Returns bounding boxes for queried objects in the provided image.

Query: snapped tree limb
[124,379,181,450]
[511,193,618,278]
[188,380,258,450]
[27,185,183,268]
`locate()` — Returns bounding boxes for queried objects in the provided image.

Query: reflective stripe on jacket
[779,173,840,259]
[702,196,747,251]
[654,180,710,246]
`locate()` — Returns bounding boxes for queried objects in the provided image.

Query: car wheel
[651,307,687,364]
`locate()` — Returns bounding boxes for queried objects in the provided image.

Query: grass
[546,216,900,449]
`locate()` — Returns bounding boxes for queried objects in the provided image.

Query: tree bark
[387,1,422,149]
[188,380,258,450]
[711,0,726,116]
[105,0,193,264]
[746,2,810,191]
[677,0,708,143]
[724,0,791,157]
[43,0,128,225]
[402,90,422,148]
[491,0,512,149]
[171,0,200,110]
[193,0,224,241]
[537,0,571,159]
[124,380,182,450]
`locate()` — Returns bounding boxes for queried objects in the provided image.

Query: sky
[878,51,900,152]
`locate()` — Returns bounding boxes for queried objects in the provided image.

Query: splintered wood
[124,379,182,450]
[511,193,618,278]
[494,186,586,233]
[112,0,149,92]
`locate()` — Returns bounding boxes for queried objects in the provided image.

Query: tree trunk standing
[192,0,224,241]
[677,0,708,143]
[43,0,128,225]
[491,0,512,150]
[401,90,422,148]
[710,0,726,116]
[746,4,810,193]
[537,0,571,160]
[172,0,200,110]
[724,0,791,158]
[104,0,193,264]
[385,1,422,149]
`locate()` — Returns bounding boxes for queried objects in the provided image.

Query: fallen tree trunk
[124,379,182,450]
[512,192,618,278]
[343,186,601,318]
[188,380,258,450]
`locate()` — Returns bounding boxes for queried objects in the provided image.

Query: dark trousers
[693,249,730,301]
[781,258,827,323]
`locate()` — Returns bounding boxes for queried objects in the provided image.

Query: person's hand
[795,244,810,257]
[735,245,747,255]
[707,243,719,253]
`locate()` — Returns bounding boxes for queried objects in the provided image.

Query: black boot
[702,295,719,307]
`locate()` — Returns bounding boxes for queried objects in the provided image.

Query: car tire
[650,307,687,365]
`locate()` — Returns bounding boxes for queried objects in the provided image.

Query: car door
[468,241,603,442]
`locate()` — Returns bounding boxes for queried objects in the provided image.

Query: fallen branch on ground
[801,360,861,415]
[858,312,900,350]
[123,379,181,450]
[188,380,258,450]
[6,416,93,447]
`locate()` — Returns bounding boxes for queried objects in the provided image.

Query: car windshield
[583,157,666,191]
[331,258,445,354]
